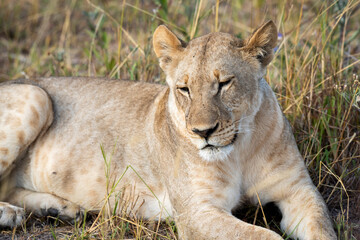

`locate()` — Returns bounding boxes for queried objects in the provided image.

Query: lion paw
[39,201,83,224]
[0,202,25,227]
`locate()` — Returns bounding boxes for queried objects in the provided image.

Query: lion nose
[192,123,218,139]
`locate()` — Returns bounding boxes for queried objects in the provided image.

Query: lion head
[153,21,277,161]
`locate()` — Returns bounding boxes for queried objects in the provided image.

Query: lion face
[153,22,277,161]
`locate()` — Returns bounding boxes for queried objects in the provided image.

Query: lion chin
[199,144,234,162]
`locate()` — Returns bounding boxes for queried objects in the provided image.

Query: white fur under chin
[199,144,234,162]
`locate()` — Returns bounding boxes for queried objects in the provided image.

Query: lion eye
[178,86,190,94]
[218,77,234,91]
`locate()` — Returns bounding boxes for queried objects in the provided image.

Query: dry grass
[0,0,359,239]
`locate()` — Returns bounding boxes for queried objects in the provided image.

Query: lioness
[0,21,336,239]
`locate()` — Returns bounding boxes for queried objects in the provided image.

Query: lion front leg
[175,206,283,240]
[6,188,83,224]
[276,181,336,240]
[253,163,336,240]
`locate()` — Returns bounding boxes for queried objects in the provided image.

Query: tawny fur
[0,21,336,240]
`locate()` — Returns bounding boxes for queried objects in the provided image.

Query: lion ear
[153,25,185,72]
[242,20,278,67]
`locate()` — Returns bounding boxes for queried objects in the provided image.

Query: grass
[0,0,359,239]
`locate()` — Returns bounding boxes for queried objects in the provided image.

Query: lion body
[0,21,336,240]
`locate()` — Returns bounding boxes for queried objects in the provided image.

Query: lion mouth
[201,134,238,150]
[198,134,238,161]
[202,144,219,151]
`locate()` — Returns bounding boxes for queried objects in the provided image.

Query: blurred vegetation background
[0,0,359,239]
